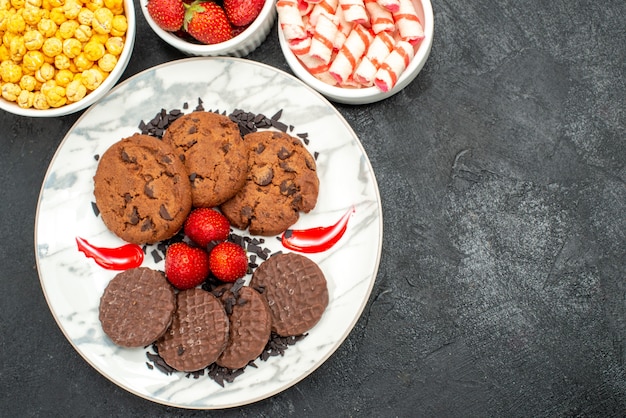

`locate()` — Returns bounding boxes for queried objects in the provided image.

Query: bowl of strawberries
[141,0,275,57]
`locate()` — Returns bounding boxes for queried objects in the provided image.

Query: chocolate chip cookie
[162,111,248,208]
[93,134,192,244]
[220,131,319,236]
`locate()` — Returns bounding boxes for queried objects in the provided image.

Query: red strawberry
[165,242,210,289]
[184,208,231,247]
[209,241,248,283]
[223,0,264,27]
[147,0,185,32]
[184,1,232,45]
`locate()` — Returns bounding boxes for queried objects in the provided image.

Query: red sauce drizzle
[281,207,355,253]
[76,236,144,270]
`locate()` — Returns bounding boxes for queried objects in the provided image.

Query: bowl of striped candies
[277,0,433,105]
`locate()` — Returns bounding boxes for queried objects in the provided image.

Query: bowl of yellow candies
[0,0,135,117]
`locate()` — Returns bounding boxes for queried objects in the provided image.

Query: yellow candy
[22,49,44,72]
[41,36,62,56]
[109,14,125,37]
[54,67,72,85]
[7,11,26,33]
[22,5,43,25]
[1,81,20,100]
[0,59,22,82]
[97,52,115,72]
[92,7,112,34]
[37,18,57,37]
[74,23,91,42]
[23,30,44,50]
[19,73,36,90]
[63,0,80,19]
[65,77,85,101]
[80,66,102,89]
[32,90,49,108]
[76,7,92,25]
[49,6,65,25]
[53,52,70,69]
[17,89,34,107]
[73,51,92,71]
[61,36,80,57]
[34,61,54,81]
[83,39,104,61]
[58,19,78,38]
[104,35,122,55]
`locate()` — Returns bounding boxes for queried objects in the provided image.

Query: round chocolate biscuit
[250,252,328,336]
[99,267,176,348]
[156,288,229,372]
[220,131,319,236]
[162,111,248,208]
[93,134,192,244]
[212,284,272,370]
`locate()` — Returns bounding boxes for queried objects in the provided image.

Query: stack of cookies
[93,111,320,244]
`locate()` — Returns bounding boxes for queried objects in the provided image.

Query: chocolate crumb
[91,201,100,217]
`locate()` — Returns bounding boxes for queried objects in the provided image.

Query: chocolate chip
[277,146,292,160]
[141,218,154,232]
[121,150,134,163]
[159,204,173,221]
[253,166,273,186]
[124,193,132,202]
[280,180,297,196]
[255,143,265,154]
[129,207,139,225]
[279,161,296,173]
[144,183,154,198]
[187,126,197,135]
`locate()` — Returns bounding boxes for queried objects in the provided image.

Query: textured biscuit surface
[251,252,328,336]
[156,288,229,372]
[220,131,319,236]
[93,134,192,244]
[99,267,176,348]
[213,284,273,370]
[162,111,248,208]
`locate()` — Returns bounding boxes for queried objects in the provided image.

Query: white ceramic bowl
[140,0,276,57]
[278,0,434,105]
[0,0,136,117]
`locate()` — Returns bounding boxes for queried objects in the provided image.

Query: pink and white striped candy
[373,40,414,92]
[328,24,374,84]
[376,0,400,12]
[364,0,395,34]
[332,6,354,50]
[309,0,339,26]
[353,30,395,85]
[309,12,339,64]
[392,0,424,44]
[277,0,308,41]
[339,0,368,24]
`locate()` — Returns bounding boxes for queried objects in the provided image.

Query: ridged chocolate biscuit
[99,267,176,348]
[156,288,229,372]
[220,131,319,236]
[212,284,272,370]
[250,252,328,336]
[93,134,192,244]
[162,111,248,208]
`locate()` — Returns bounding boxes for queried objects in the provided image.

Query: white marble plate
[34,57,382,409]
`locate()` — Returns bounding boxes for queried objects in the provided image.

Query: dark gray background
[1,0,625,416]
